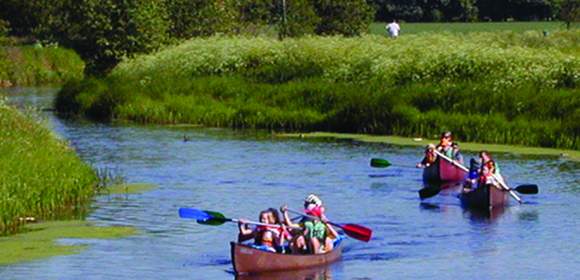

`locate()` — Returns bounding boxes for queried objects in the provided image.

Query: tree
[277,0,320,38]
[442,0,479,21]
[55,0,170,75]
[313,0,375,36]
[167,0,238,38]
[233,0,276,34]
[0,0,67,39]
[557,0,579,29]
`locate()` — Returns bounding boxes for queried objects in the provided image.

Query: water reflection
[462,207,507,223]
[235,266,332,280]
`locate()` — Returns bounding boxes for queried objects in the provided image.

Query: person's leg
[291,235,306,254]
[324,237,334,252]
[309,237,321,254]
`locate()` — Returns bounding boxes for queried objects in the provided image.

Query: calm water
[1,88,579,279]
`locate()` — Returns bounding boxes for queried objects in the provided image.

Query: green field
[369,21,570,36]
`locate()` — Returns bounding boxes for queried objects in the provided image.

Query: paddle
[178,207,277,227]
[419,185,442,200]
[433,150,529,204]
[370,158,391,168]
[286,209,372,242]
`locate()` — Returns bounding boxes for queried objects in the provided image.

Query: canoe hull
[423,157,467,184]
[231,241,343,275]
[460,184,509,210]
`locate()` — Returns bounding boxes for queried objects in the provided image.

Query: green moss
[279,132,580,161]
[100,183,157,195]
[0,220,136,265]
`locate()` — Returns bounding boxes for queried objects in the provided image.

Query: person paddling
[238,210,283,253]
[436,131,453,157]
[416,144,437,168]
[281,194,339,254]
[478,151,503,187]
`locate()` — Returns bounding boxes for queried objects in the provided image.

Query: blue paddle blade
[178,208,212,221]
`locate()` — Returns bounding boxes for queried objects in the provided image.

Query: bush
[167,0,238,38]
[313,0,375,36]
[52,0,170,75]
[277,0,321,38]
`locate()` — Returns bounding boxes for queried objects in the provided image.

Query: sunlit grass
[0,45,84,87]
[0,100,97,235]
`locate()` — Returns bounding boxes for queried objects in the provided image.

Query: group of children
[417,131,503,191]
[237,194,339,255]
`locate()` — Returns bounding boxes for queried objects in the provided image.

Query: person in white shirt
[386,19,400,38]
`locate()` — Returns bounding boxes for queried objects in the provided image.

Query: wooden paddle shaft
[433,150,522,203]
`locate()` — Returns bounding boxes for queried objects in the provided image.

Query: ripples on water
[1,88,579,280]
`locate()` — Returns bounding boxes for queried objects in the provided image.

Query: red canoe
[423,157,467,183]
[459,184,509,210]
[231,239,344,275]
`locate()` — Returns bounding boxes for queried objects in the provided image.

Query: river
[1,87,579,279]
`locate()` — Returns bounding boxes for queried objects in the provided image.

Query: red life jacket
[305,205,323,217]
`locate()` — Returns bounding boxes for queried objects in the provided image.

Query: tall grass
[57,31,580,150]
[0,99,97,235]
[0,45,84,87]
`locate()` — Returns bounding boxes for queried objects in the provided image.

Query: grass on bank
[0,100,98,235]
[56,31,580,151]
[279,132,580,161]
[0,44,84,87]
[0,220,136,265]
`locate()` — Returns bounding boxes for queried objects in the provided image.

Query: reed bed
[0,99,97,235]
[57,31,580,150]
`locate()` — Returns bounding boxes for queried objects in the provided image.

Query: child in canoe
[237,209,286,253]
[281,194,339,254]
[478,151,503,186]
[416,144,437,168]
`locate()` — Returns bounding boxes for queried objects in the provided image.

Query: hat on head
[304,194,322,206]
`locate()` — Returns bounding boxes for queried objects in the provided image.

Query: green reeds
[0,100,97,235]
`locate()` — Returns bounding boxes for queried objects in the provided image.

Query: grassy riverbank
[0,100,97,235]
[56,31,579,150]
[0,43,84,87]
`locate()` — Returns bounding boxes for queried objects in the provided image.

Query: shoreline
[278,132,579,161]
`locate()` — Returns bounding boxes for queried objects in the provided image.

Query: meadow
[0,100,97,235]
[56,29,580,150]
